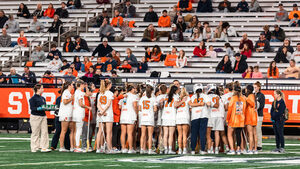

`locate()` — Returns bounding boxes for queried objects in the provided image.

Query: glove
[37,107,44,111]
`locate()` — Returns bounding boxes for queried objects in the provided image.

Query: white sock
[164,146,168,150]
[168,146,172,151]
[183,148,187,151]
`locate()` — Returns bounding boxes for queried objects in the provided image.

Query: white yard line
[0,138,31,140]
[238,164,299,169]
[262,143,300,146]
[144,166,161,168]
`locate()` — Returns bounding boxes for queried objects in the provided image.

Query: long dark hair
[61,81,72,94]
[152,45,161,55]
[167,85,178,103]
[73,56,80,63]
[146,85,153,98]
[196,88,203,103]
[225,42,234,50]
[268,61,277,77]
[233,85,242,101]
[245,85,254,97]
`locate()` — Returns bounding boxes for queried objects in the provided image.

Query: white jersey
[139,95,156,125]
[155,94,167,125]
[73,89,85,121]
[221,92,233,106]
[97,90,114,123]
[162,94,179,121]
[208,94,225,118]
[120,92,139,123]
[58,89,73,118]
[176,96,191,124]
[190,93,210,120]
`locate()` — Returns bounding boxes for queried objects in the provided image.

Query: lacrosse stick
[86,110,91,153]
[100,116,107,150]
[242,129,249,150]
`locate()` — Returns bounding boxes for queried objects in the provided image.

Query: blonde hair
[180,87,188,99]
[99,79,111,94]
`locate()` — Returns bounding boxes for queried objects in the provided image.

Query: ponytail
[99,79,112,94]
[196,89,202,103]
[146,86,153,98]
[275,90,285,102]
[61,81,72,94]
[167,85,178,103]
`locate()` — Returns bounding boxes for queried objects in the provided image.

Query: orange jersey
[267,67,279,79]
[177,0,192,11]
[158,15,171,27]
[83,95,92,122]
[164,54,178,67]
[244,94,257,126]
[227,95,246,128]
[113,94,124,123]
[84,61,93,72]
[111,16,123,27]
[151,52,161,62]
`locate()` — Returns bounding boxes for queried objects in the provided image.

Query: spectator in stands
[0,28,12,47]
[241,43,252,58]
[222,21,237,37]
[289,4,300,20]
[74,35,89,52]
[47,44,62,60]
[274,46,290,63]
[176,49,187,68]
[30,45,45,61]
[7,68,21,84]
[0,10,8,28]
[143,5,158,22]
[43,3,55,19]
[67,0,82,9]
[255,32,271,52]
[262,25,271,41]
[267,61,279,78]
[22,66,37,84]
[92,37,113,59]
[93,68,103,85]
[164,47,178,68]
[99,18,115,42]
[17,30,28,47]
[292,43,300,63]
[271,25,285,42]
[283,59,300,79]
[289,13,300,27]
[151,45,162,62]
[218,0,235,12]
[203,22,213,42]
[63,36,75,52]
[169,24,183,42]
[84,66,94,79]
[205,45,217,58]
[125,48,138,67]
[60,59,70,72]
[242,66,253,78]
[145,47,152,62]
[236,0,249,12]
[189,27,202,42]
[63,67,76,82]
[111,70,122,85]
[186,15,198,33]
[239,33,253,51]
[47,53,62,72]
[175,15,186,33]
[111,10,123,27]
[249,0,261,12]
[252,65,263,78]
[27,16,44,33]
[177,0,192,13]
[141,24,159,42]
[121,0,136,18]
[0,68,7,84]
[233,53,248,73]
[158,10,171,27]
[193,41,206,57]
[224,42,234,61]
[94,57,104,70]
[118,60,132,73]
[95,10,110,27]
[115,20,132,42]
[55,2,69,18]
[277,38,294,55]
[112,50,121,66]
[72,56,81,71]
[32,4,44,18]
[214,21,223,39]
[17,3,31,18]
[4,15,20,33]
[48,15,63,33]
[39,70,54,85]
[275,3,288,22]
[103,55,117,72]
[197,0,213,13]
[68,63,78,77]
[137,57,148,73]
[169,5,178,22]
[83,56,93,72]
[216,55,232,73]
[213,26,229,42]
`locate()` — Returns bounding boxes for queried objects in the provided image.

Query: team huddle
[56,79,263,155]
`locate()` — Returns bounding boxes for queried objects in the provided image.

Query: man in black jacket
[233,53,248,73]
[254,81,265,151]
[73,35,89,52]
[47,44,62,60]
[121,0,136,18]
[143,5,158,22]
[92,38,113,59]
[0,10,8,28]
[22,66,37,84]
[55,2,69,18]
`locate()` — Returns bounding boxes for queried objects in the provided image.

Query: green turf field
[0,133,300,169]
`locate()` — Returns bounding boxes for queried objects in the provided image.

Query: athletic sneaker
[70,148,74,152]
[96,149,101,153]
[74,148,83,153]
[140,149,146,154]
[128,149,136,154]
[271,148,280,153]
[279,148,285,153]
[164,149,168,154]
[168,150,176,155]
[182,149,188,155]
[148,150,156,155]
[106,149,115,154]
[88,147,93,152]
[200,151,207,155]
[191,151,195,155]
[59,148,69,152]
[245,150,253,155]
[241,150,247,154]
[253,150,258,154]
[113,148,121,154]
[121,149,128,154]
[178,148,182,155]
[225,146,230,153]
[41,149,51,153]
[227,150,235,155]
[215,147,219,155]
[236,150,241,155]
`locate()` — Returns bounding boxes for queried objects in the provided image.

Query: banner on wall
[0,88,299,123]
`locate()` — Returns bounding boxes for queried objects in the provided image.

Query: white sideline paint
[144,166,161,168]
[262,159,300,164]
[64,164,82,166]
[237,164,300,169]
[0,138,31,140]
[105,165,121,167]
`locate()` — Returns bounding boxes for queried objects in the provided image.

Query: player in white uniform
[89,83,98,151]
[139,86,157,155]
[58,81,74,152]
[119,85,139,154]
[96,80,114,154]
[188,84,211,155]
[176,87,190,155]
[73,80,92,153]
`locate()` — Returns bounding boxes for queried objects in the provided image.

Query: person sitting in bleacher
[60,59,70,72]
[175,15,186,33]
[111,70,122,85]
[95,10,110,27]
[173,11,182,24]
[239,33,253,51]
[32,4,44,19]
[92,37,113,60]
[177,0,192,13]
[216,55,232,73]
[169,5,178,22]
[83,56,93,72]
[27,16,45,33]
[121,0,136,18]
[283,59,300,79]
[274,46,290,63]
[252,65,263,78]
[72,56,81,72]
[291,43,300,63]
[74,35,89,52]
[169,24,183,42]
[93,68,103,85]
[63,67,76,83]
[275,3,288,22]
[0,28,13,47]
[224,43,235,61]
[30,45,45,62]
[63,36,75,53]
[189,27,202,42]
[254,32,271,53]
[213,26,229,42]
[270,25,285,42]
[158,10,171,28]
[241,43,252,58]
[277,38,294,55]
[249,0,261,12]
[4,15,20,33]
[7,68,21,84]
[17,3,31,19]
[222,22,237,37]
[48,15,63,34]
[125,48,138,67]
[186,15,198,33]
[17,30,28,47]
[176,49,187,68]
[55,2,69,19]
[0,10,8,28]
[47,44,62,60]
[22,66,37,84]
[115,20,133,42]
[67,0,82,9]
[242,66,253,78]
[233,53,248,73]
[143,5,158,22]
[84,66,94,79]
[94,57,104,70]
[218,0,235,13]
[137,56,148,73]
[193,41,206,57]
[39,70,54,85]
[118,60,132,73]
[99,18,115,42]
[164,47,178,68]
[236,0,249,12]
[0,68,7,84]
[267,61,279,78]
[145,47,152,62]
[47,53,62,72]
[103,54,117,73]
[202,22,213,42]
[197,0,213,13]
[112,50,121,66]
[289,4,300,21]
[150,45,162,62]
[141,24,159,42]
[289,13,300,27]
[43,3,55,19]
[262,25,271,41]
[205,45,217,58]
[111,10,123,27]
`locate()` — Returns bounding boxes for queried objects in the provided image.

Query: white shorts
[162,119,176,127]
[176,118,190,125]
[211,117,225,131]
[120,119,136,125]
[140,121,155,126]
[72,116,84,123]
[59,115,72,122]
[207,117,213,128]
[97,115,113,123]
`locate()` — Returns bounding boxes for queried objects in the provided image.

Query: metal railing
[28,32,52,59]
[58,18,80,47]
[0,45,22,67]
